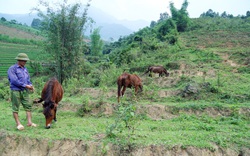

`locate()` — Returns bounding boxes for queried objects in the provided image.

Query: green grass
[0,100,249,150]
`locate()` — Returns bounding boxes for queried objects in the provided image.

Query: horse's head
[163,69,170,77]
[43,102,56,129]
[165,71,170,77]
[138,77,143,92]
[139,83,143,92]
[41,77,63,129]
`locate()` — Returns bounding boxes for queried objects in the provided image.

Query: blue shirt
[7,64,32,91]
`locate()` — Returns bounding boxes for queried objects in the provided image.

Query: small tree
[0,17,6,22]
[150,21,157,28]
[31,18,41,29]
[34,0,91,84]
[158,12,170,22]
[246,11,250,18]
[9,19,17,24]
[90,28,103,56]
[200,9,220,18]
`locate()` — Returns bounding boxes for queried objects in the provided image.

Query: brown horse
[36,78,64,129]
[144,65,170,77]
[117,73,143,103]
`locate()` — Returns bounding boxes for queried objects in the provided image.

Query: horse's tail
[117,76,126,95]
[143,66,151,75]
[117,80,122,97]
[117,77,123,103]
[33,98,43,104]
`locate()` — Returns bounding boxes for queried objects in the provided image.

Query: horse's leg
[133,86,139,101]
[159,72,162,77]
[139,85,143,92]
[118,84,122,103]
[135,86,138,95]
[149,71,152,77]
[121,86,127,97]
[54,105,57,122]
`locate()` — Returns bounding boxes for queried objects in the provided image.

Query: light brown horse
[36,78,64,129]
[117,73,143,103]
[144,65,170,77]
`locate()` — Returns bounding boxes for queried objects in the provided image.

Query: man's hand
[26,85,34,91]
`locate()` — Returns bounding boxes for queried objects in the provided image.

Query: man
[7,53,37,130]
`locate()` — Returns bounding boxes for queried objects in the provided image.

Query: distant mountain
[87,6,150,31]
[0,6,150,41]
[0,13,38,26]
[86,6,150,40]
[97,23,134,40]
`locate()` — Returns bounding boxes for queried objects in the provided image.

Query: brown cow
[117,72,143,103]
[144,65,170,77]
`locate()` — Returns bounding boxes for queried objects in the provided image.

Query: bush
[0,78,10,100]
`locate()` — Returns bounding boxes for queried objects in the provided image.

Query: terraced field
[0,42,42,77]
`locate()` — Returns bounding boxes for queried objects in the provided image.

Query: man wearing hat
[7,53,37,130]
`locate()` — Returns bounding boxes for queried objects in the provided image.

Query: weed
[106,102,140,149]
[76,96,92,117]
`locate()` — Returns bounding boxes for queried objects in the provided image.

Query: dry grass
[0,24,43,40]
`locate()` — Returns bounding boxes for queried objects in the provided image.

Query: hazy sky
[0,0,249,21]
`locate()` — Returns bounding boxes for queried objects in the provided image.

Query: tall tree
[169,0,190,32]
[34,0,91,84]
[157,19,178,44]
[90,28,103,56]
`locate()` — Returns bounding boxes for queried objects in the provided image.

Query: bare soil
[1,131,249,156]
[0,25,43,40]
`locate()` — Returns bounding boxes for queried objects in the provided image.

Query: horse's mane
[43,78,56,118]
[133,74,141,81]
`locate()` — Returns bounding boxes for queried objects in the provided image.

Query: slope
[0,17,249,156]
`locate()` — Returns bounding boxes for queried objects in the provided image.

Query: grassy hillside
[0,17,249,155]
[0,21,43,40]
